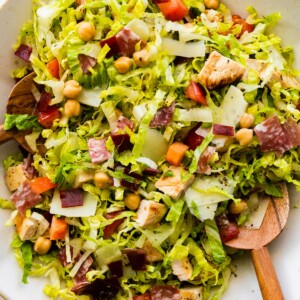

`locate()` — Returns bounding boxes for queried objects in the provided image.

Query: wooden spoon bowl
[225,183,289,300]
[0,72,41,154]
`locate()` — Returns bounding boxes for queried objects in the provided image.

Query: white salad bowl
[0,0,300,299]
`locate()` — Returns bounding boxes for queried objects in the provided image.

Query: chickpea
[240,113,255,128]
[204,0,220,9]
[64,99,81,118]
[77,21,96,42]
[229,200,248,215]
[124,193,141,210]
[235,128,253,146]
[63,80,82,99]
[133,49,150,67]
[114,56,132,74]
[34,237,52,255]
[94,171,112,188]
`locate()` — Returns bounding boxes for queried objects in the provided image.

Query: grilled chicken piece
[142,240,163,262]
[31,212,50,238]
[155,166,195,200]
[268,70,300,89]
[19,217,39,241]
[172,257,193,281]
[198,51,245,89]
[136,200,167,228]
[5,164,27,192]
[180,287,203,300]
[243,58,300,89]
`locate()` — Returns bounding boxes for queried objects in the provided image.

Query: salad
[1,0,300,299]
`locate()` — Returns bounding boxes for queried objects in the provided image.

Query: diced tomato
[157,0,188,21]
[47,58,60,79]
[232,15,255,38]
[185,81,207,105]
[30,177,57,195]
[103,211,125,239]
[37,92,52,112]
[50,216,68,240]
[38,105,60,128]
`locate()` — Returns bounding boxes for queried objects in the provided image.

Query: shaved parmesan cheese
[69,250,93,278]
[175,107,213,123]
[65,228,72,263]
[39,80,64,105]
[161,38,205,58]
[136,157,158,169]
[50,190,98,217]
[141,129,168,163]
[219,85,248,127]
[244,195,270,229]
[126,19,150,41]
[185,175,235,221]
[78,88,102,107]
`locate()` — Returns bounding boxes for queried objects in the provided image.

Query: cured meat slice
[198,51,245,90]
[254,115,300,156]
[116,115,134,131]
[212,124,235,136]
[10,181,42,216]
[150,285,181,300]
[150,102,175,128]
[88,138,111,163]
[282,117,300,148]
[197,146,216,175]
[71,255,94,294]
[60,189,84,208]
[22,154,38,180]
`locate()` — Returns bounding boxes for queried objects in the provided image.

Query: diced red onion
[15,44,32,62]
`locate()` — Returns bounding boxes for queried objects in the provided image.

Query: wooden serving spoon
[225,183,289,300]
[0,72,37,153]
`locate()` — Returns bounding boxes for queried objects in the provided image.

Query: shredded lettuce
[4,114,42,131]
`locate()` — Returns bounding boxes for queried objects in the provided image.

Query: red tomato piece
[38,105,60,128]
[103,211,125,239]
[232,15,255,38]
[185,81,207,105]
[30,177,57,195]
[157,0,188,21]
[50,216,68,240]
[47,58,60,79]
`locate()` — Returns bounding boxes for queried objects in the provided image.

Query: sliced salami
[88,138,111,163]
[116,115,134,132]
[10,181,42,216]
[197,146,216,175]
[150,285,180,300]
[71,255,94,294]
[150,102,175,128]
[282,117,300,148]
[254,115,290,156]
[60,189,84,208]
[22,154,38,180]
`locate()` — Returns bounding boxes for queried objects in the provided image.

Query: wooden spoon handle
[0,124,14,143]
[251,247,284,300]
